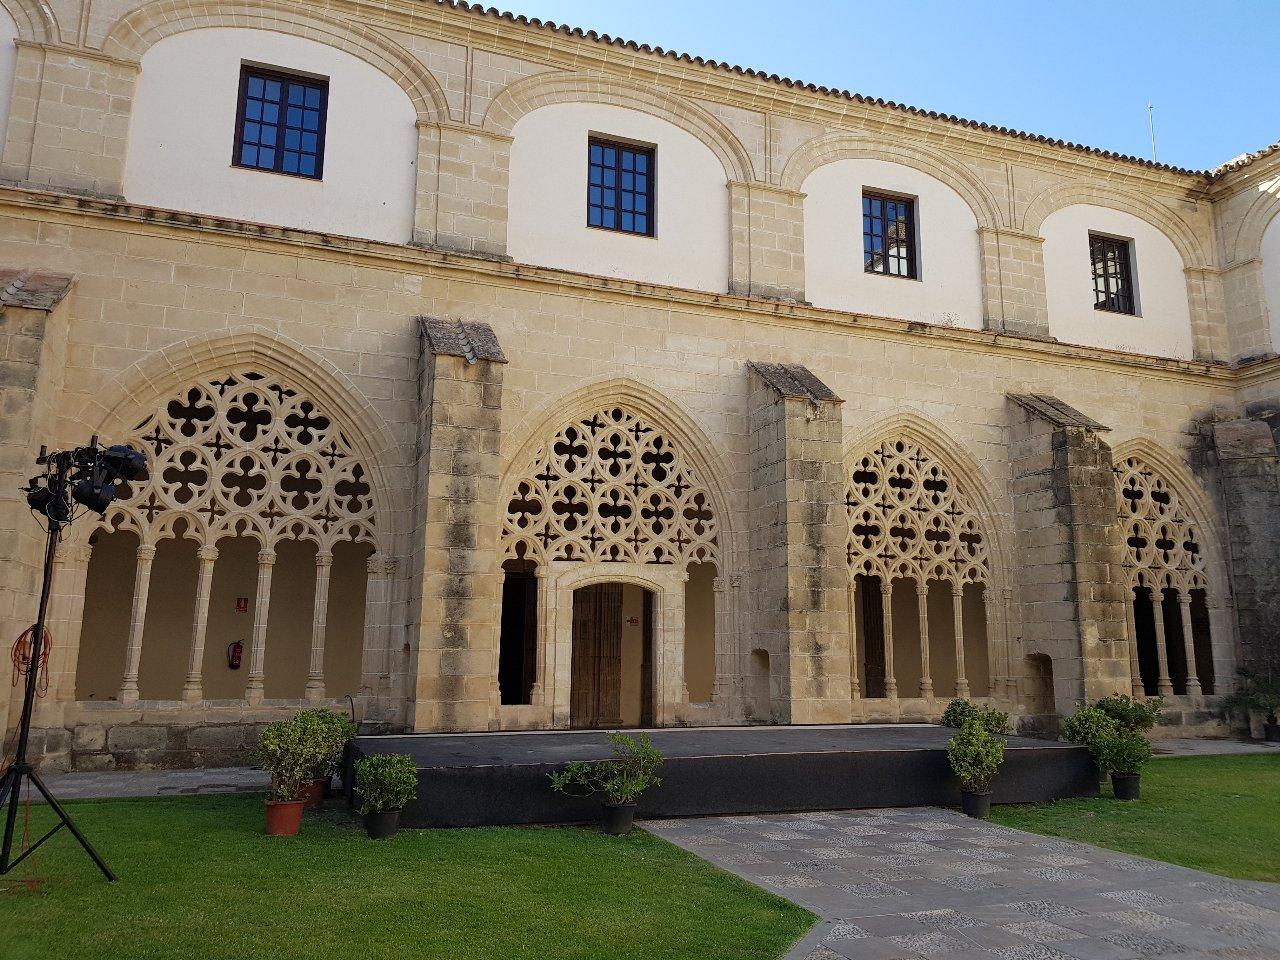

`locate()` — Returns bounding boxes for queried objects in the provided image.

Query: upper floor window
[863,191,917,279]
[588,138,654,236]
[1090,233,1137,315]
[234,66,328,180]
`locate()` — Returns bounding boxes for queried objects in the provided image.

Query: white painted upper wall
[507,103,730,291]
[1042,204,1192,360]
[0,6,18,148]
[1262,213,1280,354]
[122,28,417,244]
[803,159,983,330]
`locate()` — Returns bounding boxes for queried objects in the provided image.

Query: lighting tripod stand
[0,438,149,883]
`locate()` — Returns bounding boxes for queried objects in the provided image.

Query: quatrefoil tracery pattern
[1114,455,1207,593]
[103,372,376,550]
[501,407,719,566]
[845,439,991,585]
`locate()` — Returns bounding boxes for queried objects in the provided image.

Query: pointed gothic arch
[843,412,1011,706]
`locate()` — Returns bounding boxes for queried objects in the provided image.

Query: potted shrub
[941,698,1010,736]
[353,753,419,839]
[1061,705,1119,753]
[548,732,664,835]
[1094,694,1163,734]
[258,717,319,836]
[1095,728,1153,800]
[946,718,1005,819]
[294,708,358,809]
[1225,667,1280,742]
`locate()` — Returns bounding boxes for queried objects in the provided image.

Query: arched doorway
[570,583,655,729]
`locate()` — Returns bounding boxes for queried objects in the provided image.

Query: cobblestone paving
[644,808,1280,960]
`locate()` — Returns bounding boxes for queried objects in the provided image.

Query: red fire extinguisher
[227,639,244,670]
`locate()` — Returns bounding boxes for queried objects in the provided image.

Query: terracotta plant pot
[302,778,327,810]
[601,802,636,835]
[364,809,401,840]
[265,799,306,836]
[1112,773,1141,801]
[960,790,992,819]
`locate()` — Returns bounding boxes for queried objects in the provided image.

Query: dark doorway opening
[857,574,887,698]
[498,560,538,706]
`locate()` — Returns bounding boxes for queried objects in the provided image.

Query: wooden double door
[569,584,653,729]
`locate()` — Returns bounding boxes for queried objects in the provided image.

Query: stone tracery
[500,406,719,566]
[1114,455,1207,593]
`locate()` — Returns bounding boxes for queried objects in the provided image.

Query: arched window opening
[74,371,379,705]
[500,405,721,713]
[846,438,993,702]
[1115,455,1214,698]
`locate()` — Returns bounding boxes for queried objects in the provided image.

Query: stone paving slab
[644,808,1280,960]
[1151,737,1280,757]
[29,767,267,800]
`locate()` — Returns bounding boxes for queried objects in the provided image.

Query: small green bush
[941,698,979,728]
[1094,728,1153,775]
[549,732,664,806]
[1224,667,1280,724]
[946,718,1005,793]
[354,754,419,815]
[258,717,325,801]
[1060,706,1118,748]
[1095,694,1163,732]
[941,698,1009,736]
[294,707,357,779]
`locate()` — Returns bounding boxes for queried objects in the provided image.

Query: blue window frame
[587,138,654,236]
[233,66,328,180]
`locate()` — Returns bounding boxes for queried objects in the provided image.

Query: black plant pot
[1263,723,1280,743]
[602,802,637,836]
[1112,773,1141,801]
[960,790,992,819]
[364,809,401,839]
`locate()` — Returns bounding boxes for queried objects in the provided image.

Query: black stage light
[104,444,148,482]
[72,476,115,515]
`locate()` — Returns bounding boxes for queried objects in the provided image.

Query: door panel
[570,584,623,729]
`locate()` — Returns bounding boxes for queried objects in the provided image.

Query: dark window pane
[234,68,327,180]
[587,138,655,236]
[1090,234,1136,315]
[862,190,917,279]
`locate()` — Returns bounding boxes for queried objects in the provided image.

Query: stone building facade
[0,0,1278,769]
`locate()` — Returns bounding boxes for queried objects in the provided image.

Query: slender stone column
[181,545,220,704]
[117,543,156,705]
[848,579,861,700]
[1176,591,1202,697]
[880,580,898,699]
[916,579,933,698]
[1124,590,1144,697]
[951,582,970,698]
[244,548,276,705]
[1150,587,1174,697]
[304,551,334,702]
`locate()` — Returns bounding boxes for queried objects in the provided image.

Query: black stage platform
[349,724,1097,828]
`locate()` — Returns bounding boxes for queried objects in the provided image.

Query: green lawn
[990,753,1280,882]
[0,794,812,960]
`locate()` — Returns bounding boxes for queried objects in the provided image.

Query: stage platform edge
[346,724,1098,828]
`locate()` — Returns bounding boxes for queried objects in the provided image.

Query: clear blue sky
[493,0,1279,172]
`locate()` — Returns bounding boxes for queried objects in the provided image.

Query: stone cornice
[0,185,1240,389]
[15,39,140,70]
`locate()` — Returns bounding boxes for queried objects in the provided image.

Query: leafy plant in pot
[1094,728,1152,800]
[946,717,1005,819]
[294,707,357,809]
[548,732,664,835]
[354,753,418,839]
[1224,665,1280,742]
[258,717,323,836]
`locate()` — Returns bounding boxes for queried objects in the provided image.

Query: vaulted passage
[846,437,994,707]
[73,371,379,706]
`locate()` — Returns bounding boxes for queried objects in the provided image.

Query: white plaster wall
[803,158,983,329]
[507,102,730,291]
[0,5,17,146]
[1262,212,1280,353]
[122,28,418,243]
[1042,204,1193,360]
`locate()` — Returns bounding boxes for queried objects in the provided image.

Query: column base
[920,680,934,699]
[955,680,971,699]
[245,677,265,705]
[304,678,326,702]
[180,681,202,704]
[1157,680,1175,696]
[118,681,139,706]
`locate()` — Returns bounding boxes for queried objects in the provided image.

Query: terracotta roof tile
[0,269,74,310]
